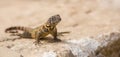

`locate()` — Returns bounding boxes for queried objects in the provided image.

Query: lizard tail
[5,26,31,33]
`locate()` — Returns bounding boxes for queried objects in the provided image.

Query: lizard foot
[54,38,61,42]
[33,41,42,46]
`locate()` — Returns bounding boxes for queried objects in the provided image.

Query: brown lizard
[5,14,62,45]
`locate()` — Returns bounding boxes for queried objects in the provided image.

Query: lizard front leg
[51,28,61,42]
[32,31,41,45]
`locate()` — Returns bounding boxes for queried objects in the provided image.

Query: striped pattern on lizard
[5,14,62,45]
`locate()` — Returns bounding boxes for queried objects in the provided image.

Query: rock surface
[0,0,120,57]
[0,47,22,57]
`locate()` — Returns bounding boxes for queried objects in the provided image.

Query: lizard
[5,14,62,45]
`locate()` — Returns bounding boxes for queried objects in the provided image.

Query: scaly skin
[5,14,61,44]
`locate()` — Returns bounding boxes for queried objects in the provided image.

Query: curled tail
[5,26,32,33]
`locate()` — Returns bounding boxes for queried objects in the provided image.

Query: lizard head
[46,14,61,26]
